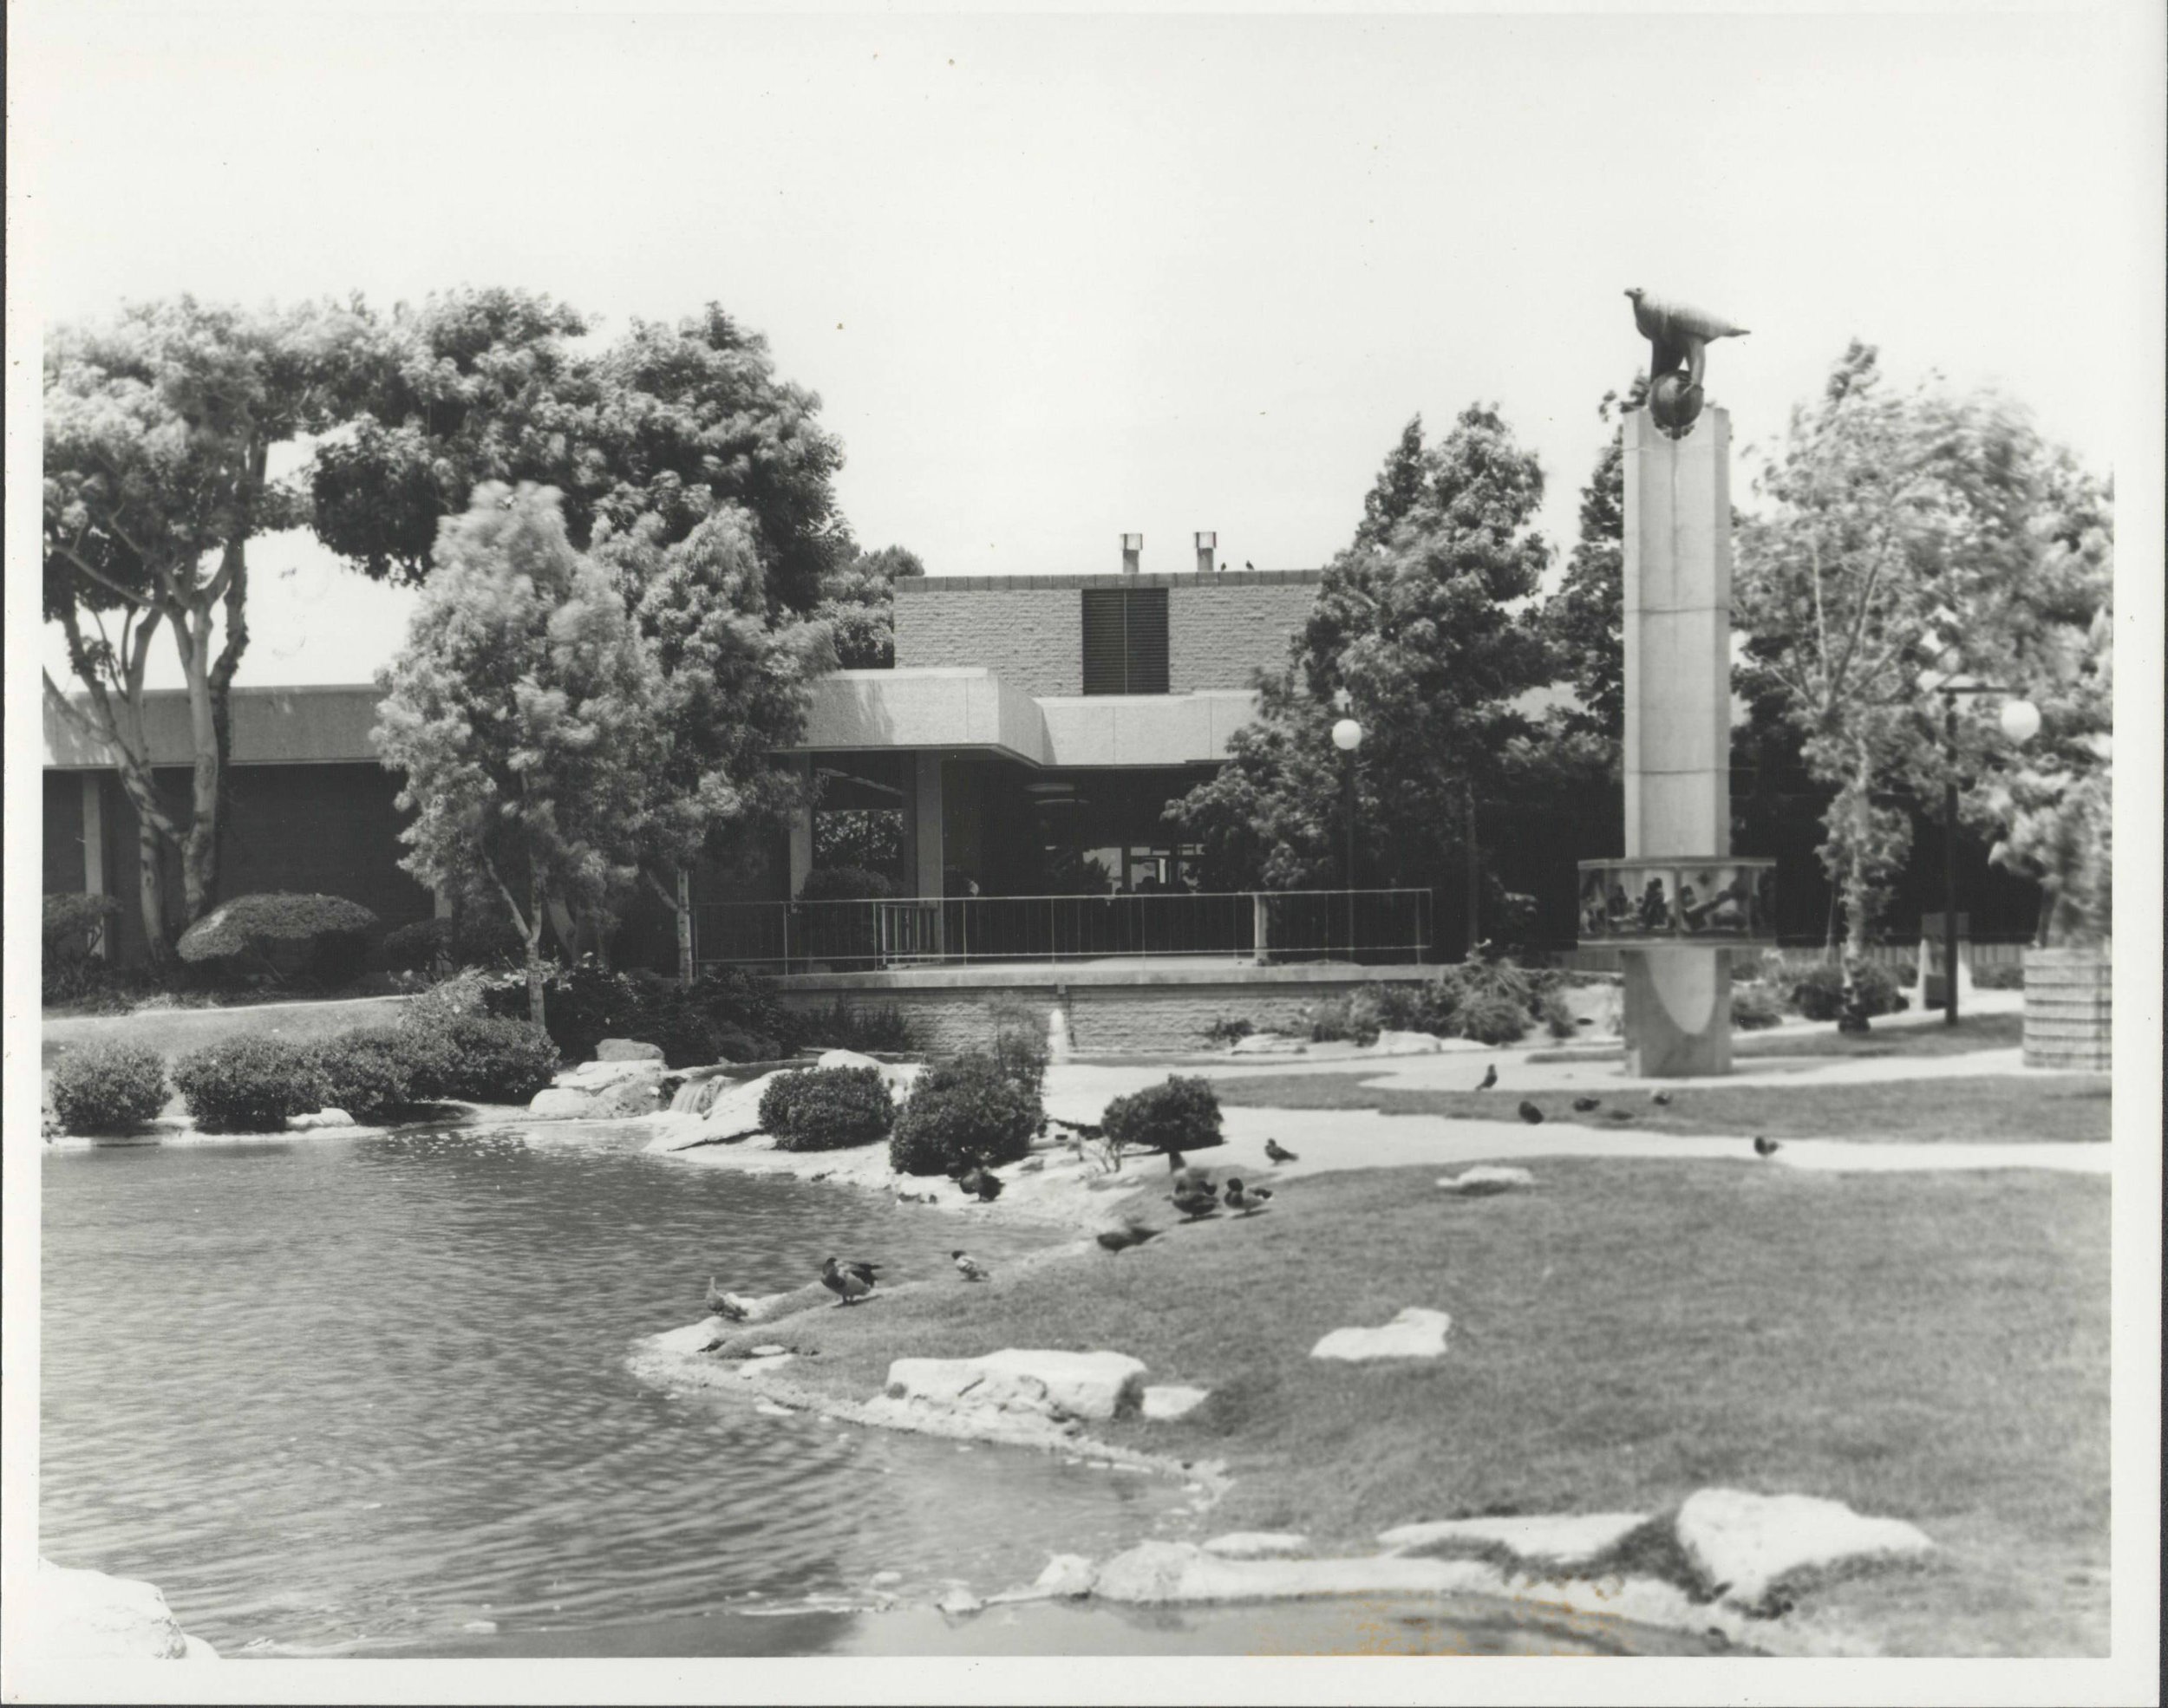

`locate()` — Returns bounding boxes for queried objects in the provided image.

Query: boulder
[595,1038,665,1062]
[530,1058,667,1119]
[815,1047,884,1072]
[936,1587,984,1616]
[689,1071,791,1141]
[288,1108,354,1131]
[1032,1553,1097,1598]
[885,1349,1147,1424]
[23,1560,216,1660]
[1377,1511,1647,1566]
[1675,1489,1935,1607]
[1088,1540,1202,1603]
[1310,1307,1452,1362]
[1141,1384,1211,1421]
[1436,1165,1538,1196]
[1202,1532,1309,1560]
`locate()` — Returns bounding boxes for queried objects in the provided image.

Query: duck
[1609,1108,1636,1124]
[1753,1135,1781,1158]
[950,1249,992,1281]
[1170,1184,1222,1222]
[957,1165,1004,1203]
[1649,1090,1674,1106]
[1475,1064,1499,1092]
[1096,1222,1162,1253]
[1166,1149,1211,1196]
[1264,1138,1298,1164]
[1517,1100,1544,1125]
[703,1276,751,1322]
[820,1255,879,1306]
[1222,1177,1274,1216]
[1570,1097,1600,1113]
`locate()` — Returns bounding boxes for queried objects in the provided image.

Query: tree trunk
[135,816,170,968]
[676,865,695,988]
[1837,754,1874,1029]
[177,606,222,924]
[526,869,549,1027]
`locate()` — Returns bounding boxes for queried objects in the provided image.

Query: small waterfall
[669,1069,732,1116]
[1046,1002,1074,1066]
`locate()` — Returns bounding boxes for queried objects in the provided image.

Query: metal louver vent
[1081,588,1169,695]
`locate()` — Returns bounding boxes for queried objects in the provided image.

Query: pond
[41,1124,1730,1659]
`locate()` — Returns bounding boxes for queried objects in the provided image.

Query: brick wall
[895,572,1317,698]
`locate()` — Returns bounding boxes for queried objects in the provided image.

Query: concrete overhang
[43,685,388,769]
[1037,691,1259,767]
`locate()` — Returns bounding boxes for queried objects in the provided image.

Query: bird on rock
[704,1276,750,1322]
[1623,288,1750,388]
[1753,1136,1781,1158]
[1649,1090,1674,1107]
[1518,1100,1545,1125]
[1222,1177,1274,1216]
[1475,1065,1499,1092]
[1264,1138,1298,1164]
[1097,1221,1162,1253]
[1170,1183,1222,1221]
[820,1256,879,1306]
[950,1249,992,1281]
[1571,1097,1600,1113]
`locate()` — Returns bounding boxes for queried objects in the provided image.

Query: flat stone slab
[1202,1532,1309,1560]
[1140,1384,1211,1421]
[1436,1165,1538,1195]
[1377,1511,1647,1566]
[1675,1488,1935,1606]
[287,1108,354,1131]
[885,1349,1147,1424]
[1310,1307,1451,1362]
[23,1560,216,1660]
[595,1038,665,1061]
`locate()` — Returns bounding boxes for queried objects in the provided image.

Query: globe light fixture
[1332,717,1364,753]
[1998,698,2042,745]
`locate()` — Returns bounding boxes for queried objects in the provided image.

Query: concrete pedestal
[1621,407,1734,1076]
[1625,948,1733,1077]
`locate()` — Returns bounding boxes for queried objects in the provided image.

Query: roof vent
[1194,531,1217,575]
[1120,533,1143,575]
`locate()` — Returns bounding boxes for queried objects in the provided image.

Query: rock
[1032,1553,1096,1597]
[1202,1532,1309,1560]
[1377,1511,1647,1566]
[1435,1165,1538,1196]
[530,1058,667,1119]
[936,1587,983,1616]
[23,1560,216,1659]
[884,1349,1147,1424]
[687,1071,790,1141]
[1141,1384,1211,1421]
[869,1570,904,1587]
[1367,1030,1446,1055]
[595,1038,665,1062]
[287,1108,354,1131]
[753,1400,795,1418]
[1310,1307,1452,1362]
[1018,1157,1046,1173]
[815,1047,884,1072]
[1675,1489,1934,1607]
[1228,1033,1304,1055]
[1088,1540,1202,1603]
[748,1344,791,1358]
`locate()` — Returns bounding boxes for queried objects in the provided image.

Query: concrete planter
[2022,945,2111,1071]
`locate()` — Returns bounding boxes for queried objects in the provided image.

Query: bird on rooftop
[1517,1100,1544,1125]
[1170,1183,1222,1221]
[820,1256,880,1306]
[1476,1064,1499,1092]
[1264,1138,1298,1164]
[1223,1178,1274,1216]
[1244,560,1256,571]
[1097,1222,1162,1253]
[951,1249,992,1281]
[1649,1090,1674,1106]
[1753,1136,1781,1158]
[1571,1097,1600,1113]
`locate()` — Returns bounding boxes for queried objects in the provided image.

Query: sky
[15,3,2161,690]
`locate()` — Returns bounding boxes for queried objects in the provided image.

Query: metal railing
[692,888,1431,973]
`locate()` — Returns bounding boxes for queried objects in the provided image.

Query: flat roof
[898,570,1322,593]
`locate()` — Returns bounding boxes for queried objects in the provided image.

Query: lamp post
[1919,672,2040,1024]
[1332,715,1363,960]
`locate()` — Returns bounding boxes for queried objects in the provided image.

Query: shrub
[1975,960,2026,991]
[173,1036,333,1132]
[1789,960,1906,1022]
[1538,988,1578,1040]
[49,1041,169,1133]
[1102,1075,1224,1157]
[43,892,123,962]
[308,1030,415,1120]
[797,865,898,903]
[480,960,804,1065]
[1203,1016,1254,1046]
[1730,983,1786,1030]
[1455,993,1531,1046]
[987,994,1049,1097]
[760,1066,896,1151]
[1307,992,1381,1046]
[175,892,381,986]
[378,918,453,975]
[397,1012,559,1103]
[889,1051,1042,1177]
[797,995,912,1055]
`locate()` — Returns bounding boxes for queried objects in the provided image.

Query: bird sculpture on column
[1624,288,1749,434]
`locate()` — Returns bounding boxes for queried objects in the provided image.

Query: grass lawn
[729,1158,2109,1654]
[41,992,415,1072]
[1208,1070,2111,1144]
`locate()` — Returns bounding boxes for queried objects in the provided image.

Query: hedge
[890,1051,1042,1177]
[49,1041,169,1133]
[760,1066,896,1151]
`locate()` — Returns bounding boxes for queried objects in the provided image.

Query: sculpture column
[1622,405,1733,1076]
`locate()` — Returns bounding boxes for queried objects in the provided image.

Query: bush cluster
[1202,1016,1254,1046]
[1974,960,2027,991]
[985,994,1049,1098]
[796,996,914,1054]
[796,865,898,902]
[175,892,381,986]
[396,1012,560,1103]
[1308,962,1577,1049]
[172,1036,335,1132]
[479,960,801,1066]
[1789,960,1907,1022]
[760,1065,896,1152]
[1102,1075,1224,1156]
[49,1041,170,1133]
[1729,983,1786,1030]
[890,1051,1042,1177]
[307,1030,415,1120]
